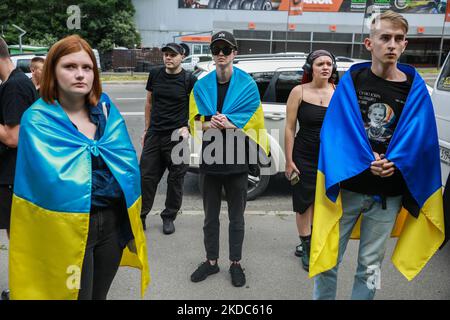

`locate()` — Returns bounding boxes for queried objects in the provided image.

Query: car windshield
[16,59,32,73]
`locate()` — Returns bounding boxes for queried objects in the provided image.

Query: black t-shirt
[146,67,196,134]
[200,81,249,175]
[0,68,38,185]
[340,67,412,196]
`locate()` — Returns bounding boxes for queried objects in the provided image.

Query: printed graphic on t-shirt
[356,90,397,149]
[364,102,395,145]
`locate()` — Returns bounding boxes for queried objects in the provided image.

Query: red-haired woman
[284,50,336,272]
[9,35,149,300]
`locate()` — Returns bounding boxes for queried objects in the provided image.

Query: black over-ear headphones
[179,43,190,57]
[302,50,337,75]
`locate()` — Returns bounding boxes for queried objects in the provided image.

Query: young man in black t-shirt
[140,43,196,235]
[313,12,414,300]
[0,37,38,300]
[190,31,252,288]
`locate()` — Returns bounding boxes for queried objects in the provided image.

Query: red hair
[40,34,101,106]
[301,72,312,85]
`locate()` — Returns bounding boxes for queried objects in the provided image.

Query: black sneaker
[162,218,175,235]
[1,289,9,300]
[229,263,246,287]
[191,261,220,283]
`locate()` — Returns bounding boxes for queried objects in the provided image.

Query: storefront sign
[179,0,447,14]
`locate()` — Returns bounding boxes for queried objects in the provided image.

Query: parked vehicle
[190,53,364,200]
[181,54,212,71]
[9,50,100,79]
[10,54,46,78]
[432,52,450,186]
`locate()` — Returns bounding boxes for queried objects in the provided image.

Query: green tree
[0,0,140,53]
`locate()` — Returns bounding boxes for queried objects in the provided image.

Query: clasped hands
[210,112,236,129]
[370,152,395,178]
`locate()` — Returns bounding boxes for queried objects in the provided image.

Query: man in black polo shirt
[0,37,38,300]
[140,43,196,234]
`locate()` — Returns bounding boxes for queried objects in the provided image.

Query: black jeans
[0,184,13,230]
[140,131,188,221]
[201,172,248,262]
[78,206,125,300]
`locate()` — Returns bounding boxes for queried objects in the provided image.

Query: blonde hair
[371,10,409,35]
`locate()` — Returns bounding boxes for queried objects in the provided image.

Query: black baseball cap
[210,31,237,49]
[161,43,185,55]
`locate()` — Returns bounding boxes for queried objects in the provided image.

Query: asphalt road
[1,76,449,301]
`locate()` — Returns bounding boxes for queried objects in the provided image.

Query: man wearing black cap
[140,42,196,234]
[189,31,268,287]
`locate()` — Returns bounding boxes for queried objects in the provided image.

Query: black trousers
[0,184,13,230]
[201,172,248,262]
[140,131,188,220]
[78,206,125,300]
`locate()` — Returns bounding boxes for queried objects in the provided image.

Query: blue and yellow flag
[310,62,445,281]
[9,93,150,299]
[189,66,269,155]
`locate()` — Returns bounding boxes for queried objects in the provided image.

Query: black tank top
[294,100,327,156]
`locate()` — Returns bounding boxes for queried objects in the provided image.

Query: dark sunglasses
[210,45,234,56]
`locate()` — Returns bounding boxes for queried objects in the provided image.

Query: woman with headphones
[284,50,337,272]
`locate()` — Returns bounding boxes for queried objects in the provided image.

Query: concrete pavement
[2,211,449,300]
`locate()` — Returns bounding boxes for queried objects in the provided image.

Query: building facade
[132,0,450,66]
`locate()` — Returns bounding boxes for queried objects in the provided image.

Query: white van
[432,52,450,186]
[10,54,46,78]
[9,50,100,79]
[181,54,212,72]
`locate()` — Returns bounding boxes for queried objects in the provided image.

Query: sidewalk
[1,213,449,300]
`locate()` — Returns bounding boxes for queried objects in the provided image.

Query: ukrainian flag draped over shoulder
[310,62,445,281]
[9,93,150,300]
[189,66,269,155]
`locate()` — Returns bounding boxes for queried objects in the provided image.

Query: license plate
[440,146,450,166]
